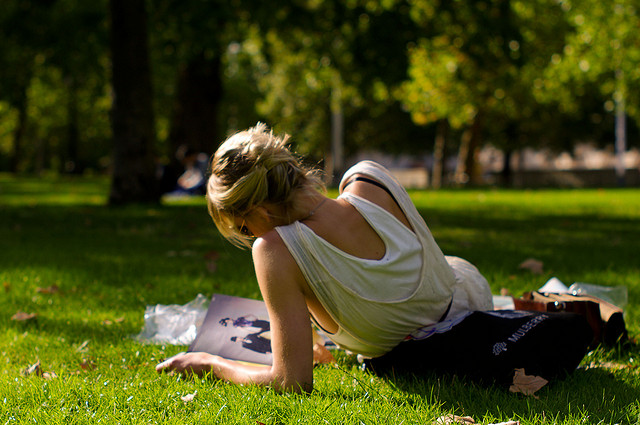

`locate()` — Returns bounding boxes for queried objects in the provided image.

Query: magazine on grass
[188,294,274,365]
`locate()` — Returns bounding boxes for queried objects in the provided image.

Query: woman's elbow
[278,379,313,394]
[268,369,313,393]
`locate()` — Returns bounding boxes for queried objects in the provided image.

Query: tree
[538,0,640,185]
[0,0,55,173]
[245,0,433,180]
[148,0,230,165]
[0,0,111,174]
[108,0,159,204]
[47,0,110,174]
[147,0,272,189]
[398,0,566,185]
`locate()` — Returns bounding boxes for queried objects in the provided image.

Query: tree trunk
[168,52,223,169]
[453,112,483,186]
[432,119,448,189]
[464,111,484,186]
[108,0,159,205]
[501,123,516,187]
[501,149,513,187]
[614,70,626,187]
[65,76,81,174]
[34,137,48,176]
[9,96,28,174]
[454,128,471,185]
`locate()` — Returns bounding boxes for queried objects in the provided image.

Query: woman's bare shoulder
[252,230,291,264]
[251,230,310,293]
[342,173,412,230]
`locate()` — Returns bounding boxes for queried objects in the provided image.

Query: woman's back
[299,174,412,261]
[276,161,461,357]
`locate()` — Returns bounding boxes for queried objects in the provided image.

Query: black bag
[364,310,593,385]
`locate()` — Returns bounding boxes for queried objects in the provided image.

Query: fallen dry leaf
[435,414,520,425]
[181,391,197,403]
[76,340,90,353]
[11,311,37,321]
[435,414,475,424]
[3,282,10,292]
[79,358,97,371]
[36,285,59,294]
[21,361,58,379]
[102,317,124,326]
[42,371,58,380]
[22,360,42,376]
[518,258,544,275]
[436,414,476,425]
[509,368,548,397]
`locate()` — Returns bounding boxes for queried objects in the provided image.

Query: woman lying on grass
[156,123,592,392]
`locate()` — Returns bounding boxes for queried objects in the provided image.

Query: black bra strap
[343,176,397,203]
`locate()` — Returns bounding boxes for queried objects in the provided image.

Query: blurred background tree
[537,0,640,185]
[108,0,158,204]
[0,0,110,175]
[0,0,638,201]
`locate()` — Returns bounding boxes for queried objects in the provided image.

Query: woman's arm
[249,231,315,390]
[156,231,315,393]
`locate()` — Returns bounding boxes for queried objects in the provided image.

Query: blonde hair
[207,123,325,248]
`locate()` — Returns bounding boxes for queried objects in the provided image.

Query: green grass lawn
[1,174,639,424]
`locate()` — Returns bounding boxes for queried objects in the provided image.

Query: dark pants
[365,310,593,385]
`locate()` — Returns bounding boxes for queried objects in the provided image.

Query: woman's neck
[288,191,328,224]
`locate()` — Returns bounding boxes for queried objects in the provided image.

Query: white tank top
[276,161,461,357]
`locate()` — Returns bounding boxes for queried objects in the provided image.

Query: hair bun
[206,123,325,249]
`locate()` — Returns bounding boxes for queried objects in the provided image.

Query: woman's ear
[252,205,272,223]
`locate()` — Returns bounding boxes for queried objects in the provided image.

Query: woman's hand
[156,352,218,377]
[313,343,335,365]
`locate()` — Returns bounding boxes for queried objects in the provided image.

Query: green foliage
[539,0,640,121]
[0,102,18,165]
[399,0,521,125]
[398,0,596,153]
[401,36,478,129]
[147,0,243,144]
[1,0,639,176]
[1,176,640,423]
[247,0,437,157]
[250,28,335,157]
[0,0,110,173]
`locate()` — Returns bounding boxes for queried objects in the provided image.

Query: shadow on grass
[1,204,255,299]
[422,208,640,274]
[378,364,639,423]
[8,304,147,345]
[5,203,638,286]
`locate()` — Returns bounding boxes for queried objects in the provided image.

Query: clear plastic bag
[135,293,210,345]
[569,282,628,308]
[538,278,627,309]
